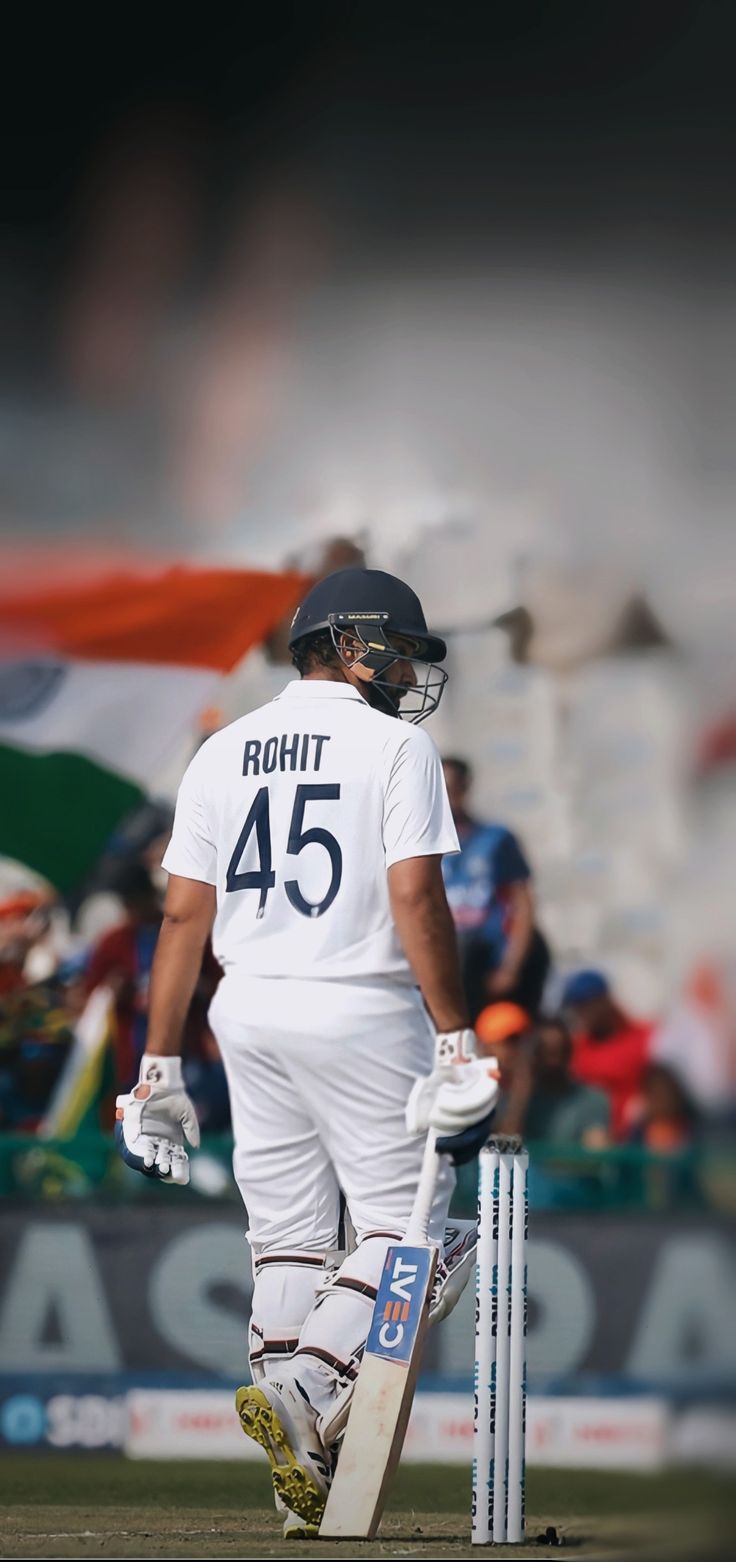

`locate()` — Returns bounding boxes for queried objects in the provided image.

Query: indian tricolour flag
[0,552,306,893]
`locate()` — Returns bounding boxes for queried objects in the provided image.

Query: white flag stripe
[0,659,216,790]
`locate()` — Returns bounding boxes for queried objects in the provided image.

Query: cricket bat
[319,1130,440,1539]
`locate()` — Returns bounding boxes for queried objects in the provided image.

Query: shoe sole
[235,1386,326,1529]
[283,1518,320,1539]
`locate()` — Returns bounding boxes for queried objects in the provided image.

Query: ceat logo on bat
[365,1246,434,1366]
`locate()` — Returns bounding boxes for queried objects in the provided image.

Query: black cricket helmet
[288,566,448,724]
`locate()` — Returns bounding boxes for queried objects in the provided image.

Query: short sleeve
[383,728,460,868]
[161,750,217,885]
[492,828,531,886]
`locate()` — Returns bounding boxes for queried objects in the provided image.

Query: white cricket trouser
[209,974,455,1408]
[209,974,454,1250]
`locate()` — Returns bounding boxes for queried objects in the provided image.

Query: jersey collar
[276,679,368,705]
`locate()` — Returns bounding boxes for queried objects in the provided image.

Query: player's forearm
[145,914,210,1057]
[145,876,216,1057]
[389,861,469,1032]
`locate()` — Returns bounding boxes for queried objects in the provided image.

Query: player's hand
[405,1057,500,1138]
[115,1054,199,1185]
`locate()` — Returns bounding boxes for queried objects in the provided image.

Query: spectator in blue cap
[562,969,609,1006]
[563,968,652,1140]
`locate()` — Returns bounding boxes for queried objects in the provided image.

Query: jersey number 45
[225,784,342,919]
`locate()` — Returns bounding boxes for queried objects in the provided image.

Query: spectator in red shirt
[562,968,651,1140]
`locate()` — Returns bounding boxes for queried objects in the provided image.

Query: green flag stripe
[0,745,145,893]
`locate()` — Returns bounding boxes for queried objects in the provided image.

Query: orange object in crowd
[475,1002,530,1046]
[0,891,49,919]
[643,1120,691,1151]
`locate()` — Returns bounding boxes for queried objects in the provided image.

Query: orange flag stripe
[0,559,309,673]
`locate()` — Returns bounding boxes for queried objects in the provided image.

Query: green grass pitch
[0,1458,733,1559]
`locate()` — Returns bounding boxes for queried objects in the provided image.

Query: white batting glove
[405,1056,500,1138]
[405,1026,481,1134]
[115,1055,200,1185]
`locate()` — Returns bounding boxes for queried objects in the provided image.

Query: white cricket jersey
[162,679,458,992]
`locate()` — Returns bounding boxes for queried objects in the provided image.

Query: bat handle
[404,1128,439,1244]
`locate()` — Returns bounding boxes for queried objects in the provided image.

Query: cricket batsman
[115,567,498,1532]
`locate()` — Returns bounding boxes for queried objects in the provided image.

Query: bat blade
[319,1242,437,1539]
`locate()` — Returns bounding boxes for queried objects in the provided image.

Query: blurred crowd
[1,519,734,1206]
[1,732,734,1210]
[443,757,735,1165]
[0,827,229,1139]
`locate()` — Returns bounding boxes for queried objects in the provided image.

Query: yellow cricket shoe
[271,1478,320,1538]
[235,1382,331,1529]
[283,1510,320,1539]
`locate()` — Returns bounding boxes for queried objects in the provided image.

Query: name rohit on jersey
[242,733,331,775]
